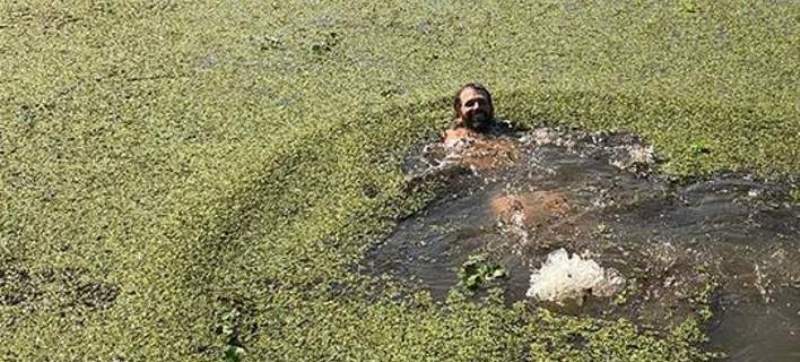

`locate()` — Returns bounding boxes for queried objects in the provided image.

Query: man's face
[458,87,493,130]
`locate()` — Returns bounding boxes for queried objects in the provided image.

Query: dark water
[364,127,800,361]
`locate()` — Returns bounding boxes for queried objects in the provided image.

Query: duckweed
[2,1,798,360]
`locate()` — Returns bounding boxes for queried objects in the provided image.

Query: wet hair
[452,82,493,125]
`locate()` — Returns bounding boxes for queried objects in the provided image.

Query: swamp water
[364,127,800,361]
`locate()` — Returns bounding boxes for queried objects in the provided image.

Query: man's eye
[466,100,475,107]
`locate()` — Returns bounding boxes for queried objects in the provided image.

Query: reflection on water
[364,127,800,361]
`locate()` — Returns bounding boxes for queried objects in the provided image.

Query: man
[442,83,571,230]
[407,83,511,186]
[443,83,515,149]
[438,83,517,170]
[451,82,496,131]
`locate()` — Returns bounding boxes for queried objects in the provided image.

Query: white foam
[610,144,655,171]
[526,248,624,305]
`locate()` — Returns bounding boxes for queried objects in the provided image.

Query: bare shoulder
[443,127,477,140]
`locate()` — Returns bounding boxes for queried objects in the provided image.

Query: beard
[463,110,491,131]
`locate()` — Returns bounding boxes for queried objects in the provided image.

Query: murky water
[364,127,800,361]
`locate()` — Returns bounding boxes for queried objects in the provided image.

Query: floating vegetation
[458,254,507,292]
[3,1,799,360]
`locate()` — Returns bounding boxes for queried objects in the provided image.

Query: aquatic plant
[458,254,507,292]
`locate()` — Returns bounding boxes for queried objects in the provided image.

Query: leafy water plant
[689,141,711,157]
[218,307,245,361]
[457,254,507,292]
[224,346,244,362]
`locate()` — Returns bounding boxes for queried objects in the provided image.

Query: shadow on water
[363,126,800,361]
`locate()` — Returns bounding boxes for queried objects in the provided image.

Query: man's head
[453,83,494,131]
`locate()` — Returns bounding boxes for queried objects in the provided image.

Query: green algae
[2,0,799,360]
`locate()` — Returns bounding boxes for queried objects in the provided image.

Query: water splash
[365,126,800,359]
[526,248,624,305]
